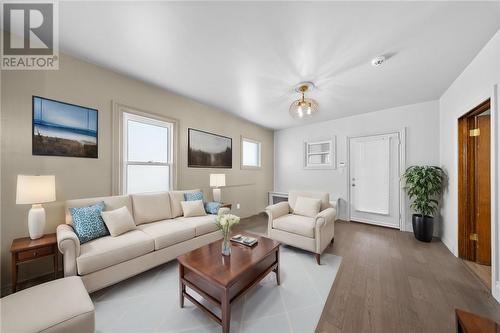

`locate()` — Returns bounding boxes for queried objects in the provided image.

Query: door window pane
[127,165,169,194]
[127,120,168,162]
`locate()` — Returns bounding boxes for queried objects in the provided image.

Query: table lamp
[209,174,226,203]
[16,175,56,240]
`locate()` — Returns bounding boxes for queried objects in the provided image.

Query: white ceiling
[59,1,500,129]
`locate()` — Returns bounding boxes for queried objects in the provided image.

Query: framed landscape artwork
[188,128,232,168]
[32,96,98,158]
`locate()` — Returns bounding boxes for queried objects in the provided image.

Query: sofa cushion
[70,202,109,244]
[175,215,218,236]
[272,214,316,238]
[0,276,94,333]
[181,200,207,217]
[131,192,172,224]
[101,206,136,237]
[77,230,154,275]
[204,201,220,214]
[184,191,204,202]
[66,195,132,225]
[138,220,196,250]
[169,189,201,218]
[294,196,321,218]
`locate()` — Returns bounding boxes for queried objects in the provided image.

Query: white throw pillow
[294,196,322,218]
[101,206,136,237]
[180,200,207,217]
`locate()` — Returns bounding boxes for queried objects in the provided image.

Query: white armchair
[265,191,336,264]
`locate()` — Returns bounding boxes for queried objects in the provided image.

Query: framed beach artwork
[188,128,232,168]
[32,96,98,158]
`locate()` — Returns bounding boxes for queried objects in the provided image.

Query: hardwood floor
[236,215,500,333]
[463,259,492,290]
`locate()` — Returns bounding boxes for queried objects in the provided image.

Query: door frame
[346,128,407,231]
[491,84,499,302]
[458,98,491,262]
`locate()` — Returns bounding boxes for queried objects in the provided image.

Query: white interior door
[349,133,401,229]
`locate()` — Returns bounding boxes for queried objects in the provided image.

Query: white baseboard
[440,235,457,257]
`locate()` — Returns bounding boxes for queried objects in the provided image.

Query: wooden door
[458,100,491,265]
[475,114,491,265]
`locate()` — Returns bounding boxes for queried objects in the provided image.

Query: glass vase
[221,233,231,256]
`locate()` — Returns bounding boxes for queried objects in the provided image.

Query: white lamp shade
[16,175,56,205]
[209,174,226,187]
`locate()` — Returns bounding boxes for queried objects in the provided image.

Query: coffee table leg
[179,263,185,308]
[221,288,230,333]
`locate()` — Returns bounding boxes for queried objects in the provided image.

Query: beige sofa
[265,191,336,264]
[57,190,223,293]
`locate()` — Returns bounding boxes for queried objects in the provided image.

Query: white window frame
[241,136,262,169]
[304,138,336,169]
[112,102,178,195]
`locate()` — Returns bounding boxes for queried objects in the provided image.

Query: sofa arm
[265,202,290,220]
[57,224,80,277]
[315,207,336,228]
[265,202,290,236]
[314,207,336,254]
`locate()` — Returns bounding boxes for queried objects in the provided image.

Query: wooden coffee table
[177,233,280,333]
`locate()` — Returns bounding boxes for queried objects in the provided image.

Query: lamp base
[213,188,222,203]
[28,204,46,240]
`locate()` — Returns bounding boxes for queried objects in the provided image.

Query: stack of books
[230,234,258,247]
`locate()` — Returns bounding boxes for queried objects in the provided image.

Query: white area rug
[92,246,341,333]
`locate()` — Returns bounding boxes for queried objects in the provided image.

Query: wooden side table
[10,233,59,293]
[219,203,232,210]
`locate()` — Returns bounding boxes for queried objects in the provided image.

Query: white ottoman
[1,276,94,333]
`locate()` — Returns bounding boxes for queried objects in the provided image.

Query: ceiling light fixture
[289,82,318,119]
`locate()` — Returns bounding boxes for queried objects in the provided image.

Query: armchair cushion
[294,196,321,218]
[289,191,330,212]
[272,214,315,238]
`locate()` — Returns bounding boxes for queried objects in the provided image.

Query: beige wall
[0,54,274,289]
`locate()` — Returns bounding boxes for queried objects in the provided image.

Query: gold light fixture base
[294,81,315,93]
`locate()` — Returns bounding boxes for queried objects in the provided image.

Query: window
[241,137,261,168]
[123,112,173,194]
[305,139,335,169]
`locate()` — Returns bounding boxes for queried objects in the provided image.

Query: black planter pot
[412,214,434,242]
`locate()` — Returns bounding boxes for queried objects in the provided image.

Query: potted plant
[403,166,445,242]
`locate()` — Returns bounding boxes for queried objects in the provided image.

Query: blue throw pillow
[184,191,204,202]
[205,202,220,215]
[70,202,109,244]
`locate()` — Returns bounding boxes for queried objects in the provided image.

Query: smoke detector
[371,55,386,67]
